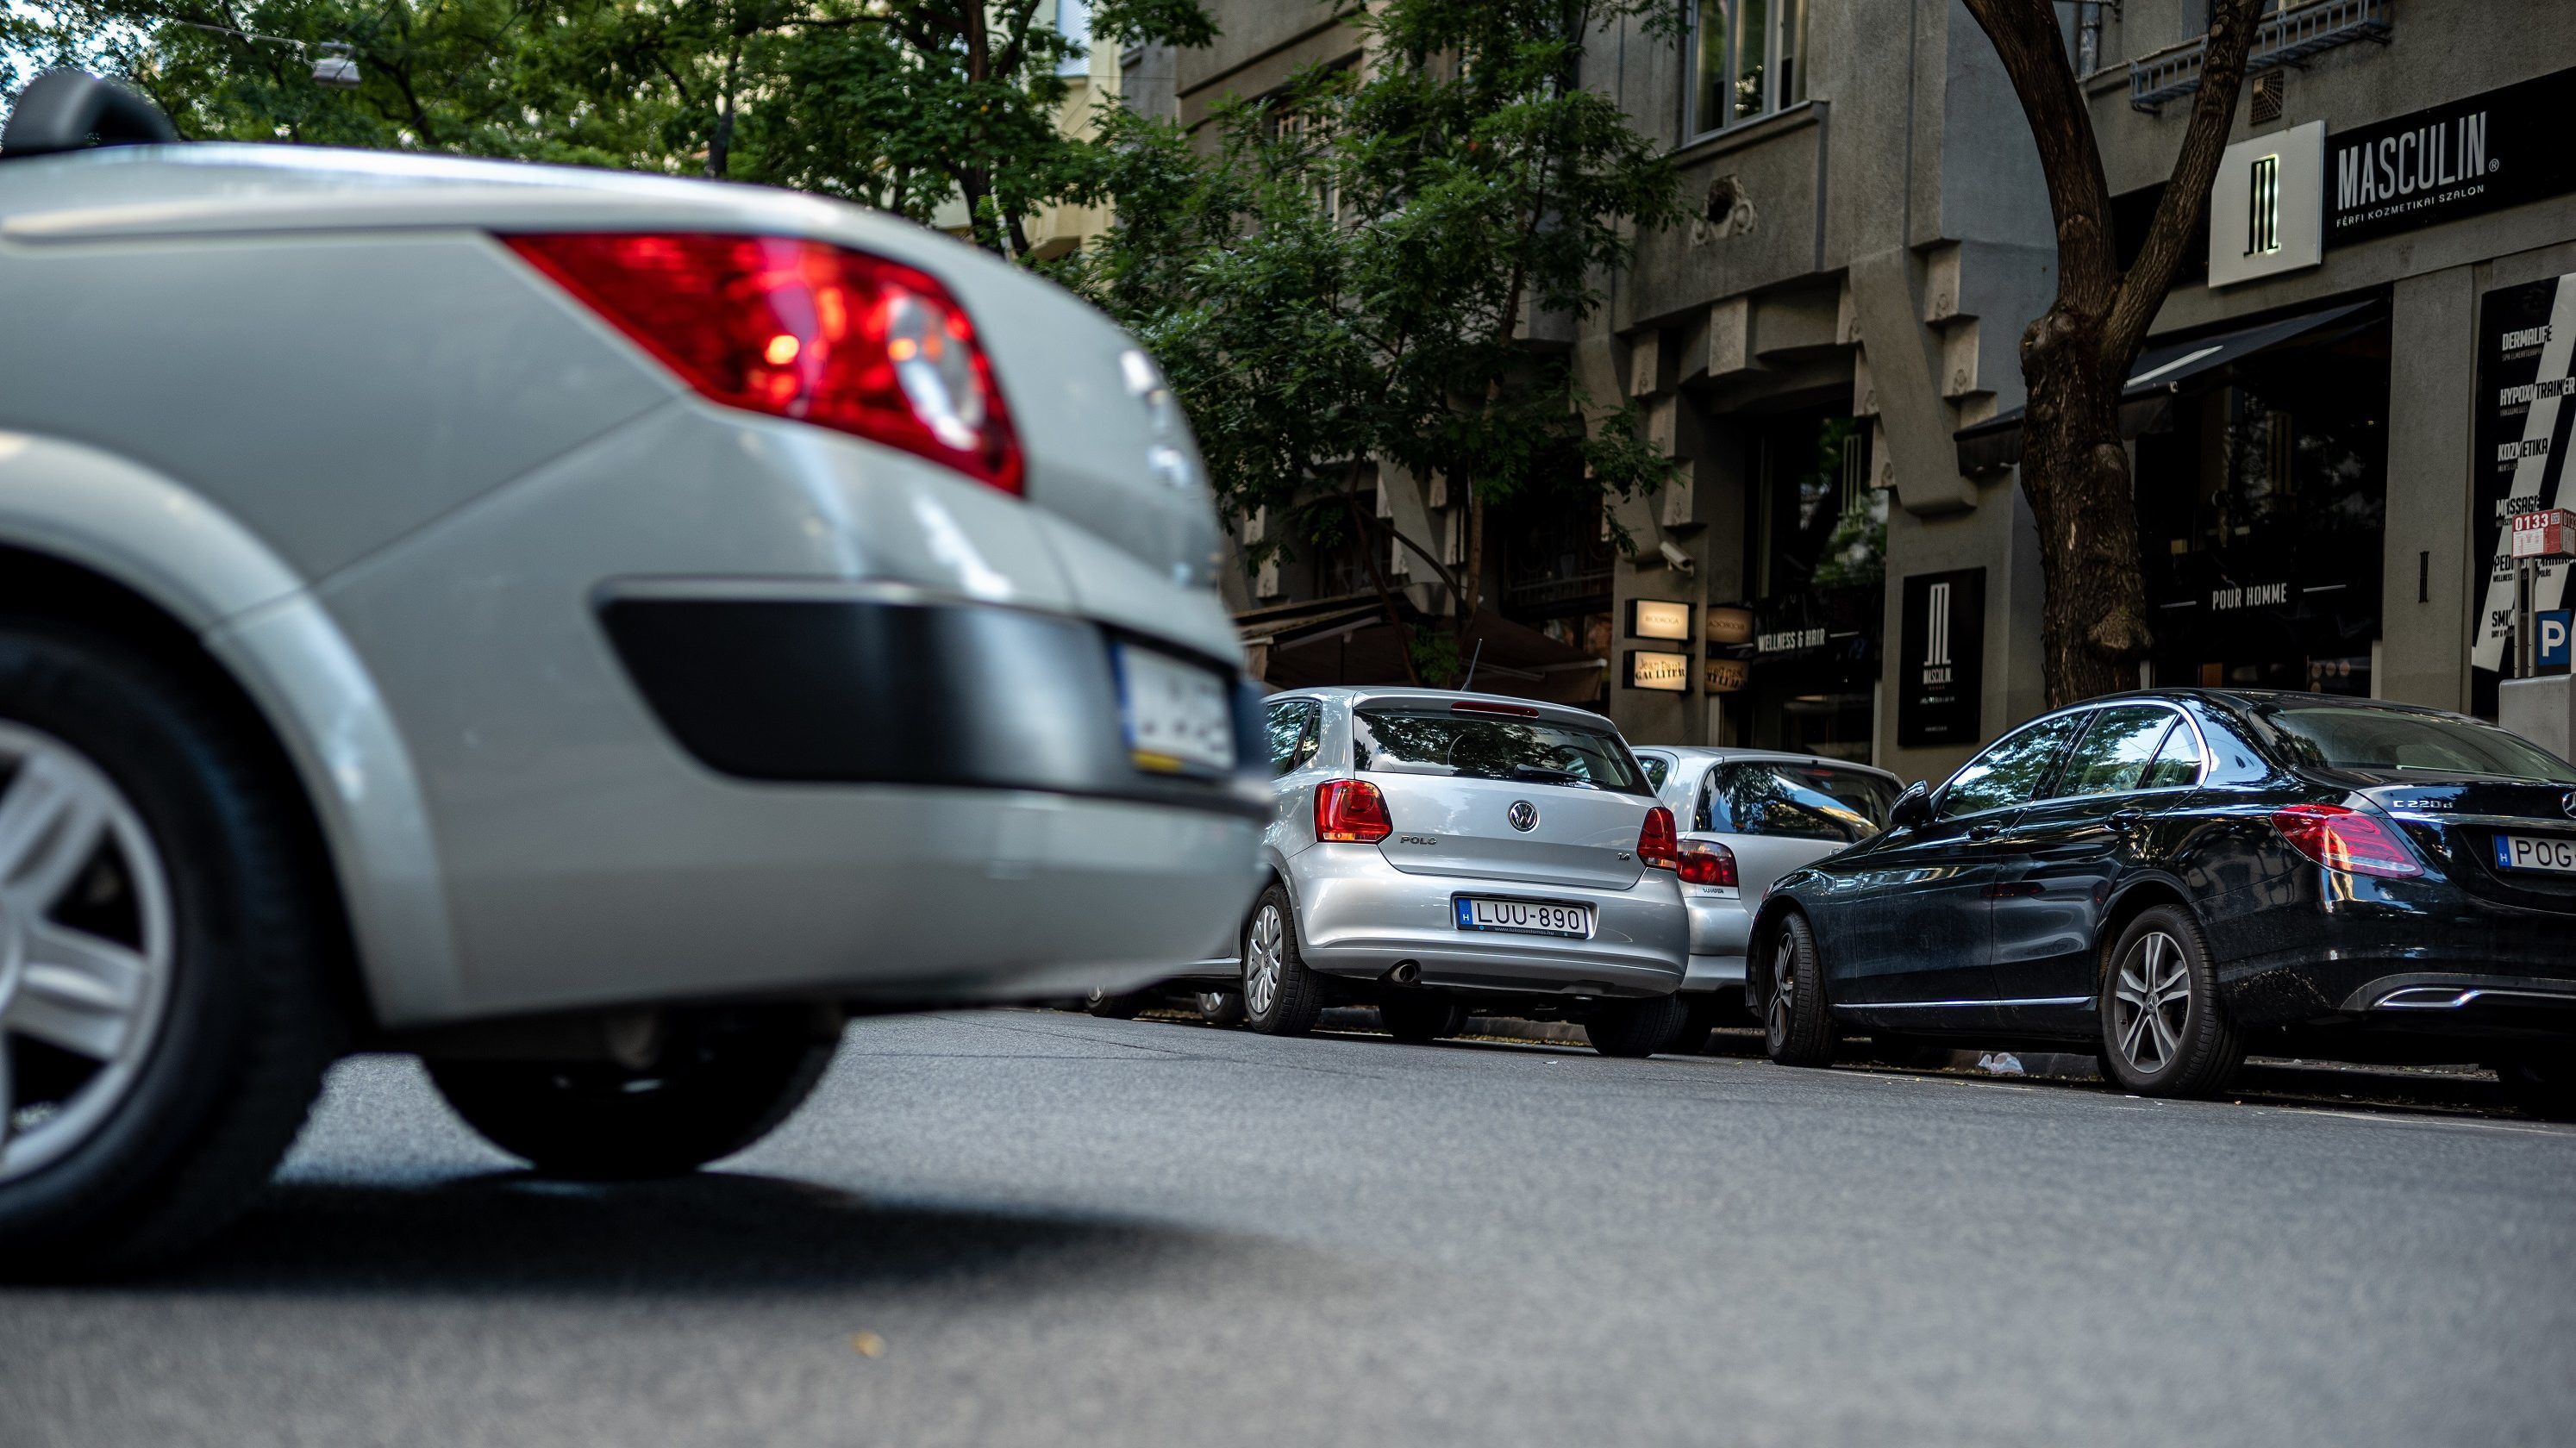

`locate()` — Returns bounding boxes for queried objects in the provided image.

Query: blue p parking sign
[2542,610,2572,669]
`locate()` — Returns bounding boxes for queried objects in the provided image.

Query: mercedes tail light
[505,233,1023,494]
[1316,780,1393,844]
[1639,806,1680,871]
[1677,838,1738,887]
[2271,803,2422,880]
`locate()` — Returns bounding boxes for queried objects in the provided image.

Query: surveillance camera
[1658,540,1696,574]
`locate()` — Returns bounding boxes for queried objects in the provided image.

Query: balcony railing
[2129,0,2392,114]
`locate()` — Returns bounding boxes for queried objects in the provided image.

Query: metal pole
[2517,558,2539,679]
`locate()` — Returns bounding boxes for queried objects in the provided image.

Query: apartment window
[1686,0,1807,139]
[1055,0,1091,78]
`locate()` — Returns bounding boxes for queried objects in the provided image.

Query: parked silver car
[1630,747,1902,1050]
[0,74,1264,1271]
[1242,688,1691,1056]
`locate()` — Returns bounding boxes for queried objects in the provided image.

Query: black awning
[1954,299,2381,475]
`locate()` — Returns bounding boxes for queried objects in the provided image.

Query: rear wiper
[1507,764,1588,787]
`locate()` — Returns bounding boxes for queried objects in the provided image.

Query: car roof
[2043,688,2474,724]
[1266,685,1619,733]
[1635,746,1902,783]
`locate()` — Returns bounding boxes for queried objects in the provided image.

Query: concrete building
[1171,0,2576,783]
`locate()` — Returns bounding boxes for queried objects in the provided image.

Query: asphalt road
[7,1013,2575,1448]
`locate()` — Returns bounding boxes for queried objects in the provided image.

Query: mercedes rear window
[1352,708,1650,795]
[2260,706,2576,783]
[1699,762,1898,843]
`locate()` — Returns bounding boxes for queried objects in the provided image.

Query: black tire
[428,1008,836,1179]
[1195,990,1246,1027]
[2097,905,2242,1098]
[1585,995,1689,1058]
[0,619,343,1278]
[2493,1057,2576,1122]
[1379,996,1465,1044]
[1241,884,1324,1036]
[1761,913,1836,1068]
[1668,996,1723,1056]
[1083,988,1151,1020]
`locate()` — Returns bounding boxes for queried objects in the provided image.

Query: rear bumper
[1681,889,1750,992]
[1291,846,1689,998]
[601,588,1271,821]
[2201,869,2576,1040]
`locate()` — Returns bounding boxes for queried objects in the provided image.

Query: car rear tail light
[1316,779,1393,843]
[1450,700,1541,717]
[504,233,1023,495]
[2271,803,2423,880]
[1639,806,1680,871]
[1677,839,1738,887]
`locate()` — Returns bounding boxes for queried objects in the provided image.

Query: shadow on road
[133,1171,1222,1298]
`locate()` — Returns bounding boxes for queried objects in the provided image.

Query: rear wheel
[2493,1057,2576,1122]
[428,1008,836,1179]
[1083,988,1151,1020]
[1378,996,1464,1045]
[1585,995,1688,1058]
[1761,914,1835,1068]
[2097,906,2241,1098]
[1195,990,1246,1027]
[1241,886,1323,1036]
[0,621,341,1277]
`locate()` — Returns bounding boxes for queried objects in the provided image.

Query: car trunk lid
[2354,775,2576,910]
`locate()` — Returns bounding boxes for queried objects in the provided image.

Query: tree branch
[2103,0,2264,365]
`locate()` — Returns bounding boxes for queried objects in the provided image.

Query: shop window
[1685,0,1808,140]
[1750,416,1878,601]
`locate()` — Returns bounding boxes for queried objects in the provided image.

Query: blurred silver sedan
[1241,688,1691,1056]
[1630,747,1902,1048]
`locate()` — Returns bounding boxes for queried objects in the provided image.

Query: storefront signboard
[2210,122,2325,287]
[1704,658,1749,694]
[1627,598,1694,641]
[2471,273,2576,677]
[1707,605,1755,646]
[1627,650,1691,692]
[2329,67,2576,250]
[1897,568,1984,749]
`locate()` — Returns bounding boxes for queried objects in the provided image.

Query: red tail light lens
[1316,779,1394,843]
[1677,838,1738,887]
[505,233,1023,494]
[2271,803,2422,880]
[1639,806,1680,870]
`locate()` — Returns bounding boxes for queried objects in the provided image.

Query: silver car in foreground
[1242,688,1691,1056]
[0,74,1263,1271]
[1631,747,1902,1049]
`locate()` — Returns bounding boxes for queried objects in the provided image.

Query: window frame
[2053,702,2208,802]
[1695,758,1899,842]
[1931,709,2091,821]
[1684,0,1810,142]
[1937,702,2213,820]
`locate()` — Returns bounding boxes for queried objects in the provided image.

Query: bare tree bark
[1961,0,2264,705]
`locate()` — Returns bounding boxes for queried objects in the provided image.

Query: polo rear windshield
[1700,762,1898,843]
[1352,707,1650,795]
[2259,706,2576,783]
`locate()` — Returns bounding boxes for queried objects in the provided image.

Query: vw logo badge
[1506,800,1539,833]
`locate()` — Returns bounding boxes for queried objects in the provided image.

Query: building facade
[1172,0,2576,784]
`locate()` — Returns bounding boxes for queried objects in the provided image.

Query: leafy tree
[1067,0,1685,684]
[3,0,1214,260]
[1960,0,2264,704]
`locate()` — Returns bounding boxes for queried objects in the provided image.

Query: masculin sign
[2209,122,2324,287]
[2470,272,2576,678]
[2329,67,2576,248]
[1897,569,1984,748]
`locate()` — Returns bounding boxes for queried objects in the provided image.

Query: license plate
[1116,645,1235,774]
[1455,896,1594,938]
[2492,833,2576,874]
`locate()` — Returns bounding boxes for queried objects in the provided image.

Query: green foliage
[3,0,1213,258]
[1065,0,1685,629]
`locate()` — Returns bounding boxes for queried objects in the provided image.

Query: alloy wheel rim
[0,721,175,1186]
[1766,938,1795,1045]
[1244,905,1284,1017]
[2110,931,2191,1076]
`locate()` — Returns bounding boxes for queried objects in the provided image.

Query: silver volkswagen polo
[1241,688,1691,1056]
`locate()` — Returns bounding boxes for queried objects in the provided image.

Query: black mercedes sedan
[1748,690,2576,1117]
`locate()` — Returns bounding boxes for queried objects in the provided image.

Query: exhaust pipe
[1385,960,1422,986]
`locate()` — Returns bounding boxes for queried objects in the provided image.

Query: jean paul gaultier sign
[2472,272,2576,677]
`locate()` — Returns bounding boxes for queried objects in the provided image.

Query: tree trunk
[2016,309,2149,703]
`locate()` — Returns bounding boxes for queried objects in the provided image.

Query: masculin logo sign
[1898,569,1984,748]
[2247,154,2281,257]
[2208,123,2322,287]
[2328,66,2576,248]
